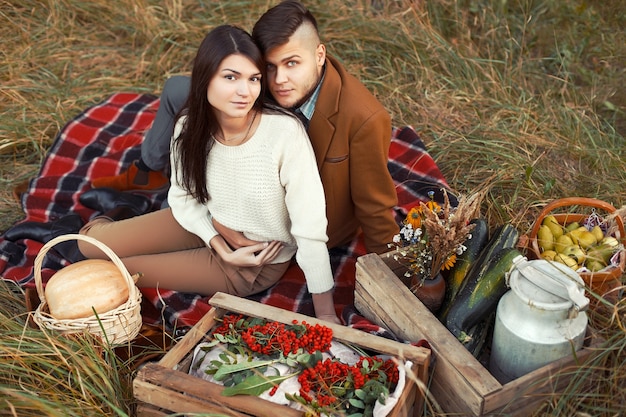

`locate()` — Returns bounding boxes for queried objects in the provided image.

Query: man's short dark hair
[252,0,319,53]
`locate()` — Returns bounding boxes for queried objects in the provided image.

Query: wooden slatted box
[133,292,432,417]
[354,253,602,417]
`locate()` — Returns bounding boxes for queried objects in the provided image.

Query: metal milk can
[489,258,589,384]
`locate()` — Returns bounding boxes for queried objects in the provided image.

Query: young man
[93,0,399,254]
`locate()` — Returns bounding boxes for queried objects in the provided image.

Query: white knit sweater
[168,112,334,294]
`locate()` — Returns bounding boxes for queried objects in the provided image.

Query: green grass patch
[1,0,624,415]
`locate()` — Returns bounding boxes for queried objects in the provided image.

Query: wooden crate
[133,292,431,417]
[354,253,603,417]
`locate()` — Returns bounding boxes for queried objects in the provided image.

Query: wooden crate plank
[426,368,486,415]
[356,254,499,390]
[396,387,417,417]
[487,398,550,417]
[157,306,219,369]
[483,341,599,414]
[355,254,501,396]
[355,281,484,416]
[136,403,168,417]
[134,378,245,416]
[209,292,431,367]
[135,363,302,417]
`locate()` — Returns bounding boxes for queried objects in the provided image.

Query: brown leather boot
[91,161,169,192]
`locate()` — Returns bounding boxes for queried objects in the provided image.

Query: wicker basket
[33,233,143,345]
[526,197,625,296]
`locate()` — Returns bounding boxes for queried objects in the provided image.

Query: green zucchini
[439,218,490,320]
[458,313,495,359]
[444,246,524,341]
[471,223,520,270]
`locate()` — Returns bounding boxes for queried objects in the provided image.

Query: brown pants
[78,208,289,297]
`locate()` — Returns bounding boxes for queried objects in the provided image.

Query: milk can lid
[507,259,589,312]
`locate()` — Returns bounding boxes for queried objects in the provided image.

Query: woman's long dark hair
[174,25,266,204]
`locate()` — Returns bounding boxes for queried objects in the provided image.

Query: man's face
[264,27,325,109]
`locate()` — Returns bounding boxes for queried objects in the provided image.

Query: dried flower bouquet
[389,189,484,286]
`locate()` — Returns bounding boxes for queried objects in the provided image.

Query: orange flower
[405,207,423,229]
[441,254,457,271]
[404,200,442,230]
[425,200,441,214]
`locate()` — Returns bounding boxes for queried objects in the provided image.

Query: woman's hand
[226,241,284,267]
[316,313,342,324]
[312,290,342,325]
[213,217,262,249]
[211,235,283,267]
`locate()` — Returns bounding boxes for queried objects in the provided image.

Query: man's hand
[213,217,262,249]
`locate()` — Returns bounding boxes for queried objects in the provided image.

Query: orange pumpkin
[45,259,129,319]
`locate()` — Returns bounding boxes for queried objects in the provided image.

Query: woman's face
[207,54,262,121]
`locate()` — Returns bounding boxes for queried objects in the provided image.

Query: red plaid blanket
[0,93,451,338]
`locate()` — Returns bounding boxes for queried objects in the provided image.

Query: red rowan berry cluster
[294,321,334,353]
[212,314,245,335]
[296,355,399,413]
[241,321,299,355]
[356,356,400,385]
[241,320,333,356]
[212,315,333,357]
[299,358,362,397]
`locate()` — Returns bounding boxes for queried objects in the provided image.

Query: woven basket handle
[529,197,625,242]
[33,233,139,305]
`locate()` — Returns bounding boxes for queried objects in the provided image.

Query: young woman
[78,25,340,324]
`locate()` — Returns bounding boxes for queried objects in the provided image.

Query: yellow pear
[567,227,588,245]
[586,244,615,264]
[585,259,606,272]
[541,250,557,261]
[553,253,579,270]
[565,221,581,232]
[554,234,574,253]
[561,245,586,264]
[576,230,597,249]
[537,225,555,251]
[591,225,604,242]
[542,215,564,239]
[600,236,619,247]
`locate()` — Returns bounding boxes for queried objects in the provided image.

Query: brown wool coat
[309,56,399,254]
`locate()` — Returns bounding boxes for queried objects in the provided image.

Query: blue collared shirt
[296,70,325,129]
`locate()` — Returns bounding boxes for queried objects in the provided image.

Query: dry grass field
[1,0,624,416]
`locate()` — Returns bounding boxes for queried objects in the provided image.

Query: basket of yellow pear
[527,197,625,298]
